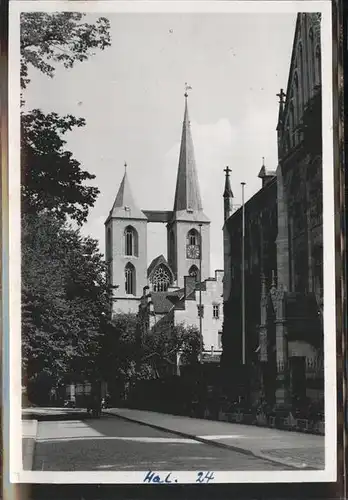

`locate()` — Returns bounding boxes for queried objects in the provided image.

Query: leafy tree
[21,12,111,89]
[102,313,201,395]
[22,213,113,403]
[20,13,113,400]
[21,109,99,224]
[21,12,111,223]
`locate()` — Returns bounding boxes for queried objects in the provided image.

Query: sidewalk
[105,408,325,470]
[22,419,38,470]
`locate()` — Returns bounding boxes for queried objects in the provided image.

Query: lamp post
[199,223,203,363]
[241,182,246,366]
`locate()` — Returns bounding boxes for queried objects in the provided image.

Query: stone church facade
[105,94,223,360]
[221,13,323,409]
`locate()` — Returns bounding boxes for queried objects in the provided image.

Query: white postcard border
[8,0,336,484]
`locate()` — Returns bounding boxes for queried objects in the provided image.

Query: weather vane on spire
[124,161,127,171]
[184,82,192,97]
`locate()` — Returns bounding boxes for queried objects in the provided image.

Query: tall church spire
[173,93,203,213]
[110,164,147,220]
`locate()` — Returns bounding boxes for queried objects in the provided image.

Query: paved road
[32,413,294,471]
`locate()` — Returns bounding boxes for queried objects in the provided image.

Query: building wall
[223,224,232,302]
[222,180,278,369]
[279,13,321,155]
[277,13,323,302]
[220,13,323,404]
[174,271,223,353]
[112,297,140,315]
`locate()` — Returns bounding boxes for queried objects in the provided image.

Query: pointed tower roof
[173,94,203,213]
[109,163,147,220]
[258,157,267,178]
[223,166,234,198]
[258,157,276,179]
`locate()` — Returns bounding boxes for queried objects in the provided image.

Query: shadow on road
[22,408,102,422]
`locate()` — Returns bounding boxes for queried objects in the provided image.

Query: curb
[22,419,38,471]
[104,409,317,471]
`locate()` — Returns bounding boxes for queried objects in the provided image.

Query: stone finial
[261,273,267,296]
[271,270,277,288]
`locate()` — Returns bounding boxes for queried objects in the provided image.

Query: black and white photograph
[8,0,336,484]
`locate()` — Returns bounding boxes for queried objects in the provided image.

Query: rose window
[151,265,172,292]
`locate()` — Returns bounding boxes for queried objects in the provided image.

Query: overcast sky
[24,12,297,274]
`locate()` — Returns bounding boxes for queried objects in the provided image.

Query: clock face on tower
[186,244,200,259]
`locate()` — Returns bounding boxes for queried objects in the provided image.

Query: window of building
[197,305,204,318]
[106,227,112,262]
[169,230,175,266]
[308,28,315,92]
[315,45,321,85]
[107,261,112,286]
[186,229,201,259]
[125,262,136,295]
[294,71,301,128]
[299,43,305,107]
[151,264,172,292]
[213,304,220,319]
[289,102,295,147]
[189,265,199,281]
[218,331,222,349]
[124,226,138,257]
[188,229,198,246]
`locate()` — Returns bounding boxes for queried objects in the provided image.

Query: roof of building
[226,174,277,229]
[150,292,175,314]
[166,280,207,303]
[172,95,204,214]
[166,287,186,301]
[109,168,147,221]
[258,158,276,179]
[142,210,173,223]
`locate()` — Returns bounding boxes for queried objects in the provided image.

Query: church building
[221,13,323,410]
[105,93,223,360]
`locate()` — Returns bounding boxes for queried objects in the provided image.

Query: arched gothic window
[313,245,323,294]
[189,265,199,281]
[124,226,138,257]
[125,262,136,295]
[186,229,201,259]
[298,43,305,108]
[188,229,199,246]
[309,28,316,89]
[169,230,175,266]
[106,227,112,261]
[151,264,172,292]
[107,262,112,286]
[293,72,300,144]
[315,45,321,85]
[289,102,295,147]
[294,70,301,121]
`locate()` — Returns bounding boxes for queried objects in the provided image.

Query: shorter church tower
[223,166,234,221]
[105,164,148,314]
